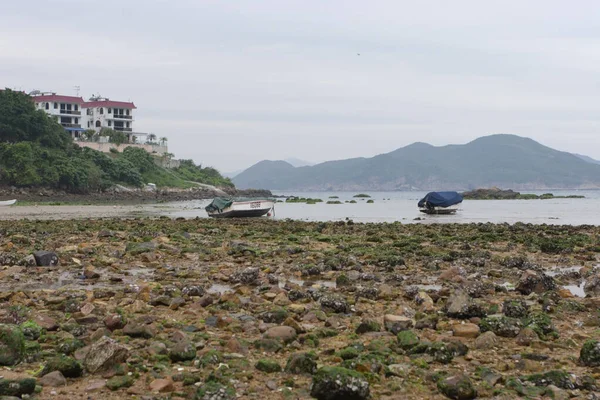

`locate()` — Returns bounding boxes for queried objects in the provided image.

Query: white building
[31,93,85,136]
[82,97,137,136]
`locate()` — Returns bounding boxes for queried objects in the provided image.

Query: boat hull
[419,204,459,215]
[0,200,16,206]
[207,200,274,218]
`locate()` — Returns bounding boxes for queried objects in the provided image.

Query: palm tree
[147,133,157,144]
[131,135,138,144]
[159,137,168,146]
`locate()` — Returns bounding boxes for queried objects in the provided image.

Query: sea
[166,190,600,225]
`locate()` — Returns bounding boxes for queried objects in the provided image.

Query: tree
[83,129,96,141]
[100,128,127,146]
[131,135,138,144]
[159,137,168,146]
[147,133,157,144]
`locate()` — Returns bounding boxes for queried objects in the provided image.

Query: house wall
[76,142,167,155]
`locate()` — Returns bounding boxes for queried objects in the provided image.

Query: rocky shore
[0,186,272,204]
[462,188,585,200]
[0,219,599,399]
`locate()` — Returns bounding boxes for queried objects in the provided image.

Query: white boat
[418,191,462,215]
[205,198,275,218]
[0,199,17,206]
[418,203,460,215]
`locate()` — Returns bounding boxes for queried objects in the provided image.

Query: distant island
[233,134,600,191]
[462,188,585,200]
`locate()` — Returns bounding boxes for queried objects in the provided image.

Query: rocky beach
[0,218,599,399]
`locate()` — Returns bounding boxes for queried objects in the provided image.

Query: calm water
[166,190,600,225]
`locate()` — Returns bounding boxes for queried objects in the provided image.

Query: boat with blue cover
[418,191,463,214]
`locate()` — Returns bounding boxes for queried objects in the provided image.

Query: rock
[106,375,134,391]
[230,267,260,284]
[21,254,37,266]
[0,378,36,397]
[225,338,247,354]
[474,331,498,350]
[85,380,107,392]
[182,285,205,297]
[355,319,381,334]
[445,290,486,319]
[285,353,317,374]
[149,378,174,393]
[503,299,529,318]
[39,371,66,387]
[516,270,556,295]
[415,291,435,311]
[33,314,58,331]
[264,326,297,343]
[479,316,521,338]
[310,366,370,400]
[515,327,539,346]
[387,363,411,377]
[33,250,59,266]
[41,355,83,378]
[196,382,236,400]
[437,374,477,400]
[125,241,156,255]
[397,330,420,349]
[452,323,480,338]
[584,274,600,295]
[255,359,282,373]
[123,322,154,339]
[104,314,126,331]
[197,295,214,307]
[83,336,130,373]
[0,324,24,366]
[580,339,600,366]
[169,340,196,362]
[254,338,283,353]
[384,314,414,334]
[319,295,350,313]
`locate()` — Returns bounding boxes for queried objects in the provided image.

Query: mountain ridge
[233,134,600,191]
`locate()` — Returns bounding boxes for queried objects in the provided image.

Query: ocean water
[166,190,600,225]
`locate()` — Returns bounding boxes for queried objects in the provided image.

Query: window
[60,103,65,110]
[108,108,112,114]
[45,103,49,110]
[99,107,103,114]
[126,109,130,116]
[108,120,112,127]
[54,103,57,109]
[74,118,78,124]
[74,105,78,111]
[126,122,130,128]
[95,120,101,128]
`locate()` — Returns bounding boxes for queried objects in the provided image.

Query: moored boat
[418,191,462,214]
[205,197,275,218]
[0,199,17,206]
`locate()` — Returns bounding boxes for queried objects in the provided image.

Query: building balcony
[114,127,133,132]
[111,114,133,120]
[60,109,81,115]
[61,123,82,128]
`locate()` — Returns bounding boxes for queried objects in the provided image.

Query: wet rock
[0,324,24,366]
[83,336,130,373]
[310,366,370,400]
[452,323,480,338]
[319,295,350,313]
[516,270,556,295]
[479,316,521,338]
[149,378,174,393]
[355,319,381,334]
[169,340,196,362]
[255,359,282,373]
[230,267,260,285]
[41,355,83,378]
[445,290,486,319]
[264,326,297,343]
[33,250,59,266]
[39,370,66,387]
[503,299,529,318]
[384,314,414,334]
[584,274,600,295]
[580,340,600,367]
[285,352,317,374]
[437,374,477,400]
[474,331,498,350]
[0,378,36,397]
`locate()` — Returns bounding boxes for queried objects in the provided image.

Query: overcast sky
[3,1,600,172]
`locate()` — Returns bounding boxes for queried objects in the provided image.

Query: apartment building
[83,97,137,134]
[31,93,85,134]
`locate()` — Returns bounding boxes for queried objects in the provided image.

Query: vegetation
[463,188,585,200]
[0,89,232,193]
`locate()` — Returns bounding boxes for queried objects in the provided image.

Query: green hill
[0,89,232,193]
[233,135,600,190]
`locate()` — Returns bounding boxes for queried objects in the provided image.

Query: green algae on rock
[310,367,370,400]
[0,324,25,366]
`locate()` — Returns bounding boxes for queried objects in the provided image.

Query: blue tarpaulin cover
[418,191,463,208]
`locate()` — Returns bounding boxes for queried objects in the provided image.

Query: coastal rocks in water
[285,353,318,374]
[0,324,25,366]
[83,336,130,373]
[445,290,486,319]
[479,316,521,338]
[384,314,414,334]
[0,378,36,397]
[39,370,67,387]
[516,270,556,295]
[437,374,477,400]
[230,267,260,285]
[310,366,370,400]
[319,295,350,313]
[503,299,529,318]
[580,340,600,367]
[33,250,59,266]
[264,326,297,343]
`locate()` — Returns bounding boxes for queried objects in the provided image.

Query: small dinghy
[418,191,462,214]
[0,199,17,206]
[205,197,274,218]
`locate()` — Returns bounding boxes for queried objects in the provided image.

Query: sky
[3,1,600,173]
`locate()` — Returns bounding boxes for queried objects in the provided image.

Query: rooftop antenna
[74,86,80,97]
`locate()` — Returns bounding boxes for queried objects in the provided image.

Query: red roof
[31,94,84,104]
[83,100,136,109]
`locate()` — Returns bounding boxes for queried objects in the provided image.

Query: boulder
[580,339,600,367]
[264,326,297,343]
[437,374,477,400]
[479,316,521,338]
[169,340,196,362]
[319,295,350,313]
[285,353,317,374]
[474,331,498,350]
[310,367,370,400]
[445,290,486,319]
[149,378,174,393]
[33,251,59,266]
[516,270,556,295]
[0,378,36,397]
[503,299,529,318]
[0,324,24,366]
[83,336,129,373]
[41,355,83,378]
[39,371,66,387]
[384,314,414,334]
[452,323,480,338]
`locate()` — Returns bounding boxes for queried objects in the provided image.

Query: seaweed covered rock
[503,299,529,318]
[0,324,25,366]
[230,267,260,285]
[255,359,282,373]
[169,340,197,362]
[437,374,477,400]
[525,370,577,390]
[516,270,556,295]
[355,319,381,334]
[0,378,36,397]
[310,367,370,400]
[83,336,130,373]
[319,295,350,313]
[479,316,521,338]
[285,353,317,374]
[41,355,83,378]
[445,290,486,319]
[580,340,600,367]
[195,381,236,400]
[523,312,557,340]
